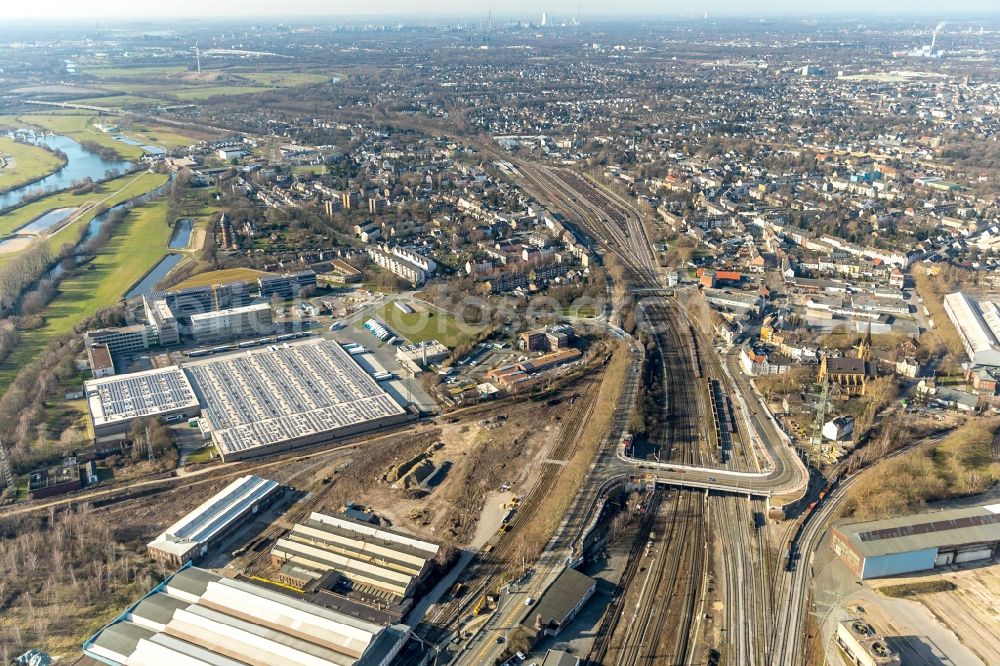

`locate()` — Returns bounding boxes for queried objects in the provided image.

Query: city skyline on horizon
[6,1,1000,21]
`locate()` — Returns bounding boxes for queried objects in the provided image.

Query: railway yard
[0,146,818,666]
[3,16,1000,666]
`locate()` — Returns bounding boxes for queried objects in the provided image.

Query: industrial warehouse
[943,291,1000,368]
[147,475,281,567]
[270,512,440,602]
[83,566,410,666]
[187,339,413,461]
[831,503,1000,579]
[85,366,201,438]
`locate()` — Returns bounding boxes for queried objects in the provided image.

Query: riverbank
[0,137,68,195]
[0,171,167,263]
[0,196,174,392]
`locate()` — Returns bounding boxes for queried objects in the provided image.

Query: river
[0,133,133,210]
[124,254,184,299]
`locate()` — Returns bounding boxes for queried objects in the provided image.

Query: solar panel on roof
[858,513,1000,542]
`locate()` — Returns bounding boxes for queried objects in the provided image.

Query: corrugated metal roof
[526,568,596,630]
[148,475,279,556]
[83,566,408,666]
[837,504,1000,558]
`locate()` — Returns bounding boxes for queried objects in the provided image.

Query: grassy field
[81,64,189,78]
[0,198,173,391]
[0,171,168,243]
[372,300,481,347]
[236,71,332,86]
[168,85,274,100]
[170,267,273,289]
[16,112,145,160]
[72,95,170,109]
[292,164,327,175]
[0,137,67,194]
[839,418,1000,521]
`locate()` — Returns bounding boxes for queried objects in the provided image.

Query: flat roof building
[85,366,200,438]
[153,282,254,333]
[186,339,411,462]
[143,296,180,346]
[147,475,281,567]
[832,503,1000,579]
[190,302,273,343]
[271,512,439,602]
[83,324,151,356]
[83,566,410,666]
[943,292,1000,369]
[835,619,900,666]
[87,343,116,379]
[395,340,450,372]
[258,270,317,299]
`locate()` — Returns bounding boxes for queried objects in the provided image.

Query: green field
[292,164,327,175]
[0,137,66,194]
[236,72,332,86]
[0,198,173,391]
[169,85,275,100]
[171,267,273,289]
[372,300,481,348]
[15,113,145,160]
[73,95,170,109]
[80,65,190,78]
[0,171,168,239]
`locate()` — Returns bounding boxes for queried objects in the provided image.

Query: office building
[83,325,152,356]
[143,296,180,346]
[190,302,273,343]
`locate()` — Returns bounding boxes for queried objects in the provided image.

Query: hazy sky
[7,1,1000,20]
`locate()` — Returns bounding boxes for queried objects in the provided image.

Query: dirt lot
[868,564,1000,666]
[321,397,573,546]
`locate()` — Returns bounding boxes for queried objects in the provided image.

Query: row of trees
[0,243,52,315]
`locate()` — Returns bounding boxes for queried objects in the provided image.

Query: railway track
[591,488,706,666]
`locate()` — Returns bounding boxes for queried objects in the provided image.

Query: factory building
[395,340,450,373]
[271,512,439,601]
[147,475,281,568]
[186,339,412,462]
[831,503,1000,579]
[836,619,900,666]
[190,302,273,343]
[943,292,1000,369]
[517,348,582,373]
[85,366,200,438]
[83,566,410,666]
